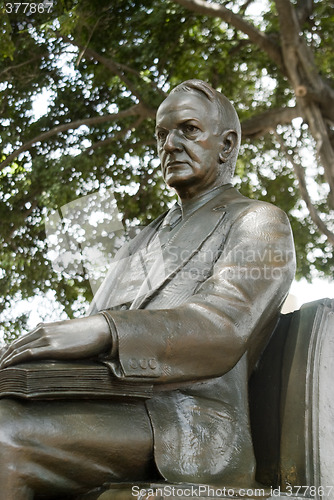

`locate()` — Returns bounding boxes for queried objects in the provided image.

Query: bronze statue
[0,80,296,499]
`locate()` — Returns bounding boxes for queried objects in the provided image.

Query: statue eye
[156,130,167,141]
[183,124,199,135]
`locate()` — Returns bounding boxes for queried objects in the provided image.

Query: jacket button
[139,359,148,369]
[148,359,157,370]
[129,359,138,369]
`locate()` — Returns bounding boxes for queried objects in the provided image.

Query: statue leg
[0,397,156,500]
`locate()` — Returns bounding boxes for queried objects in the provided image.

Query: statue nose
[163,130,182,153]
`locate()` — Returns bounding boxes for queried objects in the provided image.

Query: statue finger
[0,338,48,368]
[5,326,45,352]
[0,345,48,368]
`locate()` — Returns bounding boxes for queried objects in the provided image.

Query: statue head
[156,79,241,200]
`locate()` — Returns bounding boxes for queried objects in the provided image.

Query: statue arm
[103,202,296,383]
[0,202,295,377]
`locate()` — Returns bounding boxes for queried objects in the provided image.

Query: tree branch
[56,33,142,101]
[55,33,165,104]
[296,0,314,25]
[274,131,334,245]
[5,200,39,242]
[82,116,145,153]
[241,106,301,138]
[302,102,334,206]
[274,0,334,204]
[76,17,101,67]
[0,106,141,171]
[274,0,334,110]
[239,0,256,15]
[274,0,300,46]
[172,0,284,70]
[0,53,47,78]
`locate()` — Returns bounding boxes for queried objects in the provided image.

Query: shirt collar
[177,184,232,218]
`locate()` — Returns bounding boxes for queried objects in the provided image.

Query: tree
[0,0,333,340]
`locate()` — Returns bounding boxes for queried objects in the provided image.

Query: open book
[0,361,153,400]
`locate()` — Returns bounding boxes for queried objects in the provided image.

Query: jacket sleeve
[103,202,296,384]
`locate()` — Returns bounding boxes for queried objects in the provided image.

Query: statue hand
[0,314,112,369]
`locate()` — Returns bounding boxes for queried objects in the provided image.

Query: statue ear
[219,130,238,163]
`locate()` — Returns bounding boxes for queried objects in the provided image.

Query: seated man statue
[0,80,296,499]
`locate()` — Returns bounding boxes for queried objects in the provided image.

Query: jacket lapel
[88,216,164,314]
[129,189,230,310]
[90,185,244,313]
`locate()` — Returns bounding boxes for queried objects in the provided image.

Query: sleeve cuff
[99,310,119,359]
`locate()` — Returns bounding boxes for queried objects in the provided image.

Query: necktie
[158,205,182,247]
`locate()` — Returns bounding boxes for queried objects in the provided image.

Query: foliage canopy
[1,0,333,339]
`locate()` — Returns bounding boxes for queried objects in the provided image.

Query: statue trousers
[0,397,156,500]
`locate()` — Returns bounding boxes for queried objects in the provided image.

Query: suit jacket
[89,184,296,486]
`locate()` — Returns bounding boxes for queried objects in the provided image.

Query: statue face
[155,91,225,199]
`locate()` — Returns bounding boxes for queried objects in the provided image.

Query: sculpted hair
[170,79,241,175]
